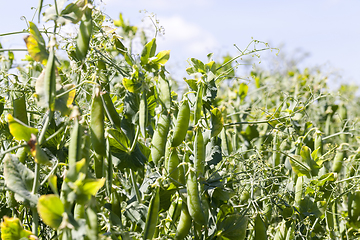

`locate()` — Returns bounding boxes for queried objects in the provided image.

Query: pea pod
[102,91,121,129]
[254,214,267,240]
[44,39,56,110]
[68,107,82,166]
[91,85,106,178]
[151,112,170,165]
[167,147,180,182]
[158,72,171,110]
[172,99,190,147]
[332,144,346,173]
[86,204,98,240]
[143,186,160,240]
[175,203,192,240]
[313,130,323,157]
[273,130,281,167]
[194,128,205,177]
[90,85,106,156]
[194,83,203,125]
[76,6,92,61]
[294,175,303,207]
[186,169,206,225]
[139,92,148,138]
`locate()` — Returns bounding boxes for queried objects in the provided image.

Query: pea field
[1,1,360,240]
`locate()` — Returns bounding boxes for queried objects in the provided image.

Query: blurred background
[0,0,359,89]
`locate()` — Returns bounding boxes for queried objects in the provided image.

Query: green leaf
[210,108,223,137]
[190,58,205,74]
[37,194,64,229]
[3,154,38,206]
[289,155,311,178]
[205,60,216,74]
[24,22,48,65]
[0,216,34,240]
[216,214,248,240]
[107,128,130,152]
[7,114,38,141]
[151,50,170,66]
[43,0,85,25]
[54,84,76,116]
[239,83,248,103]
[141,38,157,66]
[48,175,59,196]
[184,79,198,91]
[122,77,142,93]
[0,96,4,116]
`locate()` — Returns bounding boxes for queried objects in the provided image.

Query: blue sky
[1,0,359,87]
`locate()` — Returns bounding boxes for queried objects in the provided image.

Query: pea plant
[1,1,360,240]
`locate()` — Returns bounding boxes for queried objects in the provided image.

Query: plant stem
[130,169,141,203]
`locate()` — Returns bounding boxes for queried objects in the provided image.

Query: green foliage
[1,1,360,240]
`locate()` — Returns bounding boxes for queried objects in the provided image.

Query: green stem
[0,31,27,37]
[129,125,140,153]
[0,49,28,52]
[130,169,141,203]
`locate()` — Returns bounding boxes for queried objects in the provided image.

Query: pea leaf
[151,50,170,66]
[239,83,248,103]
[54,84,76,116]
[216,214,248,240]
[3,154,38,206]
[0,216,35,240]
[210,108,223,137]
[7,114,38,141]
[0,96,5,116]
[43,0,85,25]
[28,135,51,165]
[107,128,130,152]
[141,38,157,66]
[24,22,48,64]
[37,194,64,229]
[289,155,311,178]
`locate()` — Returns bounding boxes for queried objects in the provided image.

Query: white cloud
[156,16,218,57]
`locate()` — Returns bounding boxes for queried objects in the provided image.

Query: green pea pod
[151,112,170,165]
[254,214,267,240]
[167,147,180,182]
[139,92,148,138]
[102,92,121,129]
[68,108,82,166]
[158,72,171,110]
[332,144,346,173]
[194,83,203,125]
[194,128,205,177]
[111,191,122,219]
[76,7,92,61]
[44,40,56,111]
[273,130,281,167]
[186,169,206,225]
[97,60,109,92]
[314,130,323,157]
[13,95,28,125]
[294,175,303,207]
[175,203,192,240]
[143,186,160,240]
[91,85,106,157]
[172,99,190,147]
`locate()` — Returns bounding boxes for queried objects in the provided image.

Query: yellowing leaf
[0,216,34,240]
[37,195,64,229]
[7,114,38,141]
[28,135,51,165]
[24,22,48,65]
